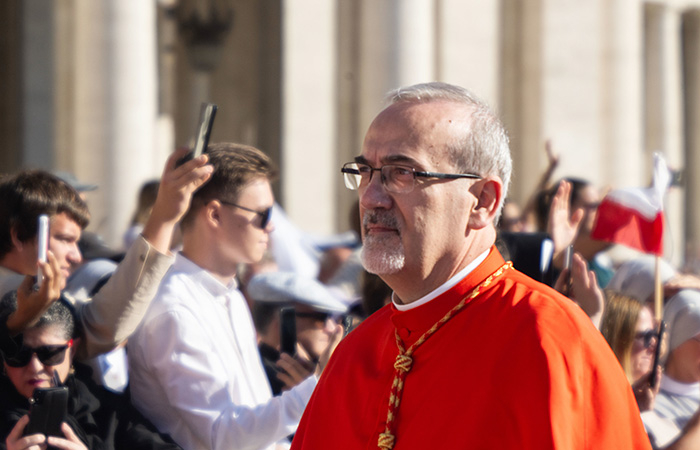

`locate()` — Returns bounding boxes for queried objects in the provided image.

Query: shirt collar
[173,253,238,298]
[393,249,490,312]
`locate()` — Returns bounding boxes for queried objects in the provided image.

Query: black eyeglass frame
[219,200,272,229]
[294,311,334,322]
[634,330,657,349]
[341,162,481,193]
[4,342,72,368]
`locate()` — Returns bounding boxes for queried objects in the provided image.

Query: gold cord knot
[377,262,512,449]
[394,354,413,373]
[378,432,395,449]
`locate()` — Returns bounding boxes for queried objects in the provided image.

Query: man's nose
[69,244,83,265]
[359,171,392,210]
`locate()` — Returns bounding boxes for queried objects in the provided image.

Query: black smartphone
[177,102,218,166]
[280,307,297,356]
[24,386,69,437]
[649,321,666,389]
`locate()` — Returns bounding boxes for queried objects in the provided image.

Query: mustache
[363,210,399,232]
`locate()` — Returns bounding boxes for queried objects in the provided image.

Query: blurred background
[1,0,700,270]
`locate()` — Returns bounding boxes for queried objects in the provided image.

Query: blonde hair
[599,291,645,383]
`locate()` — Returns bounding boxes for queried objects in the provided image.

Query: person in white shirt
[128,142,342,450]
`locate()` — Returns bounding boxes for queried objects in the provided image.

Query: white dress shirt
[128,253,316,450]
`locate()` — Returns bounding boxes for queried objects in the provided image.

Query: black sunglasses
[635,330,657,349]
[4,340,73,368]
[219,200,272,229]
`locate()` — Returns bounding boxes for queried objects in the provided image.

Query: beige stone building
[1,0,700,270]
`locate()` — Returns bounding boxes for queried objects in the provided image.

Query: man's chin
[361,247,405,275]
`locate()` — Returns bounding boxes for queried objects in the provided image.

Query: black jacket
[0,363,181,450]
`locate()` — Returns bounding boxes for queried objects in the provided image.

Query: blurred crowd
[1,81,699,450]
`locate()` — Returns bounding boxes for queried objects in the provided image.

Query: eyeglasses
[341,162,481,194]
[219,201,272,229]
[634,330,657,349]
[4,339,73,368]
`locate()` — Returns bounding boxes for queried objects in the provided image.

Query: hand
[45,423,87,450]
[548,180,584,268]
[554,253,605,328]
[141,148,214,253]
[632,367,661,412]
[276,347,315,391]
[664,274,700,298]
[6,251,63,335]
[315,323,344,377]
[5,415,47,450]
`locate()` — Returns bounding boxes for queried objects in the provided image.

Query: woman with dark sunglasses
[0,293,181,450]
[600,292,660,406]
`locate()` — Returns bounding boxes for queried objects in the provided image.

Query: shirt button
[398,328,410,341]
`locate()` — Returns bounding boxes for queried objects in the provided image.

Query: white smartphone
[36,215,49,286]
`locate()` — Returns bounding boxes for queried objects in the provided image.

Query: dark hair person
[0,292,181,450]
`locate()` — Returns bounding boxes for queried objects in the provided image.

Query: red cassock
[291,247,652,450]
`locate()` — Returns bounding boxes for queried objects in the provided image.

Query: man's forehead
[50,212,84,234]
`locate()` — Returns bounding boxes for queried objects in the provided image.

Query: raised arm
[76,150,213,358]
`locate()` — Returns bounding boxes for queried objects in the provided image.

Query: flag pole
[654,255,663,322]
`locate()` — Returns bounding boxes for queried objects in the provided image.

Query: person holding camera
[246,271,348,396]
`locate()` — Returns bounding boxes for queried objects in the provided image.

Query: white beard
[361,233,405,274]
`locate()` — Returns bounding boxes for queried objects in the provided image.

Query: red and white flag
[591,154,670,256]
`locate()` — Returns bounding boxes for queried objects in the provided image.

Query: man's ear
[467,176,503,230]
[204,200,224,229]
[10,226,25,252]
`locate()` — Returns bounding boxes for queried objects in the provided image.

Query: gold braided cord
[377,262,513,450]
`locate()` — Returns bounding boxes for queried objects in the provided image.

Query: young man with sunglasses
[127,143,342,450]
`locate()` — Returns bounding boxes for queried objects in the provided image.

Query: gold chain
[377,261,513,450]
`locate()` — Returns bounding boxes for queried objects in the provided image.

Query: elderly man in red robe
[290,82,651,450]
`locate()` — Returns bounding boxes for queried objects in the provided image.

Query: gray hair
[387,82,512,216]
[0,291,77,340]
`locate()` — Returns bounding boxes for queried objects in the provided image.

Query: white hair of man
[387,82,512,219]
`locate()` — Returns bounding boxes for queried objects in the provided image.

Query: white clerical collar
[660,376,700,398]
[393,249,490,312]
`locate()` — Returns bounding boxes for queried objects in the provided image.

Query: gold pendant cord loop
[377,262,512,450]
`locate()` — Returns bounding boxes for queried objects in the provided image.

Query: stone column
[601,0,643,189]
[682,9,700,271]
[645,4,685,266]
[73,0,158,248]
[499,0,544,208]
[280,0,337,234]
[358,0,436,136]
[437,0,500,105]
[22,0,55,169]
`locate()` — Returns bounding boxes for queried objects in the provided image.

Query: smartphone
[24,386,69,437]
[562,245,573,296]
[280,307,297,356]
[649,321,667,389]
[36,215,49,287]
[177,103,218,166]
